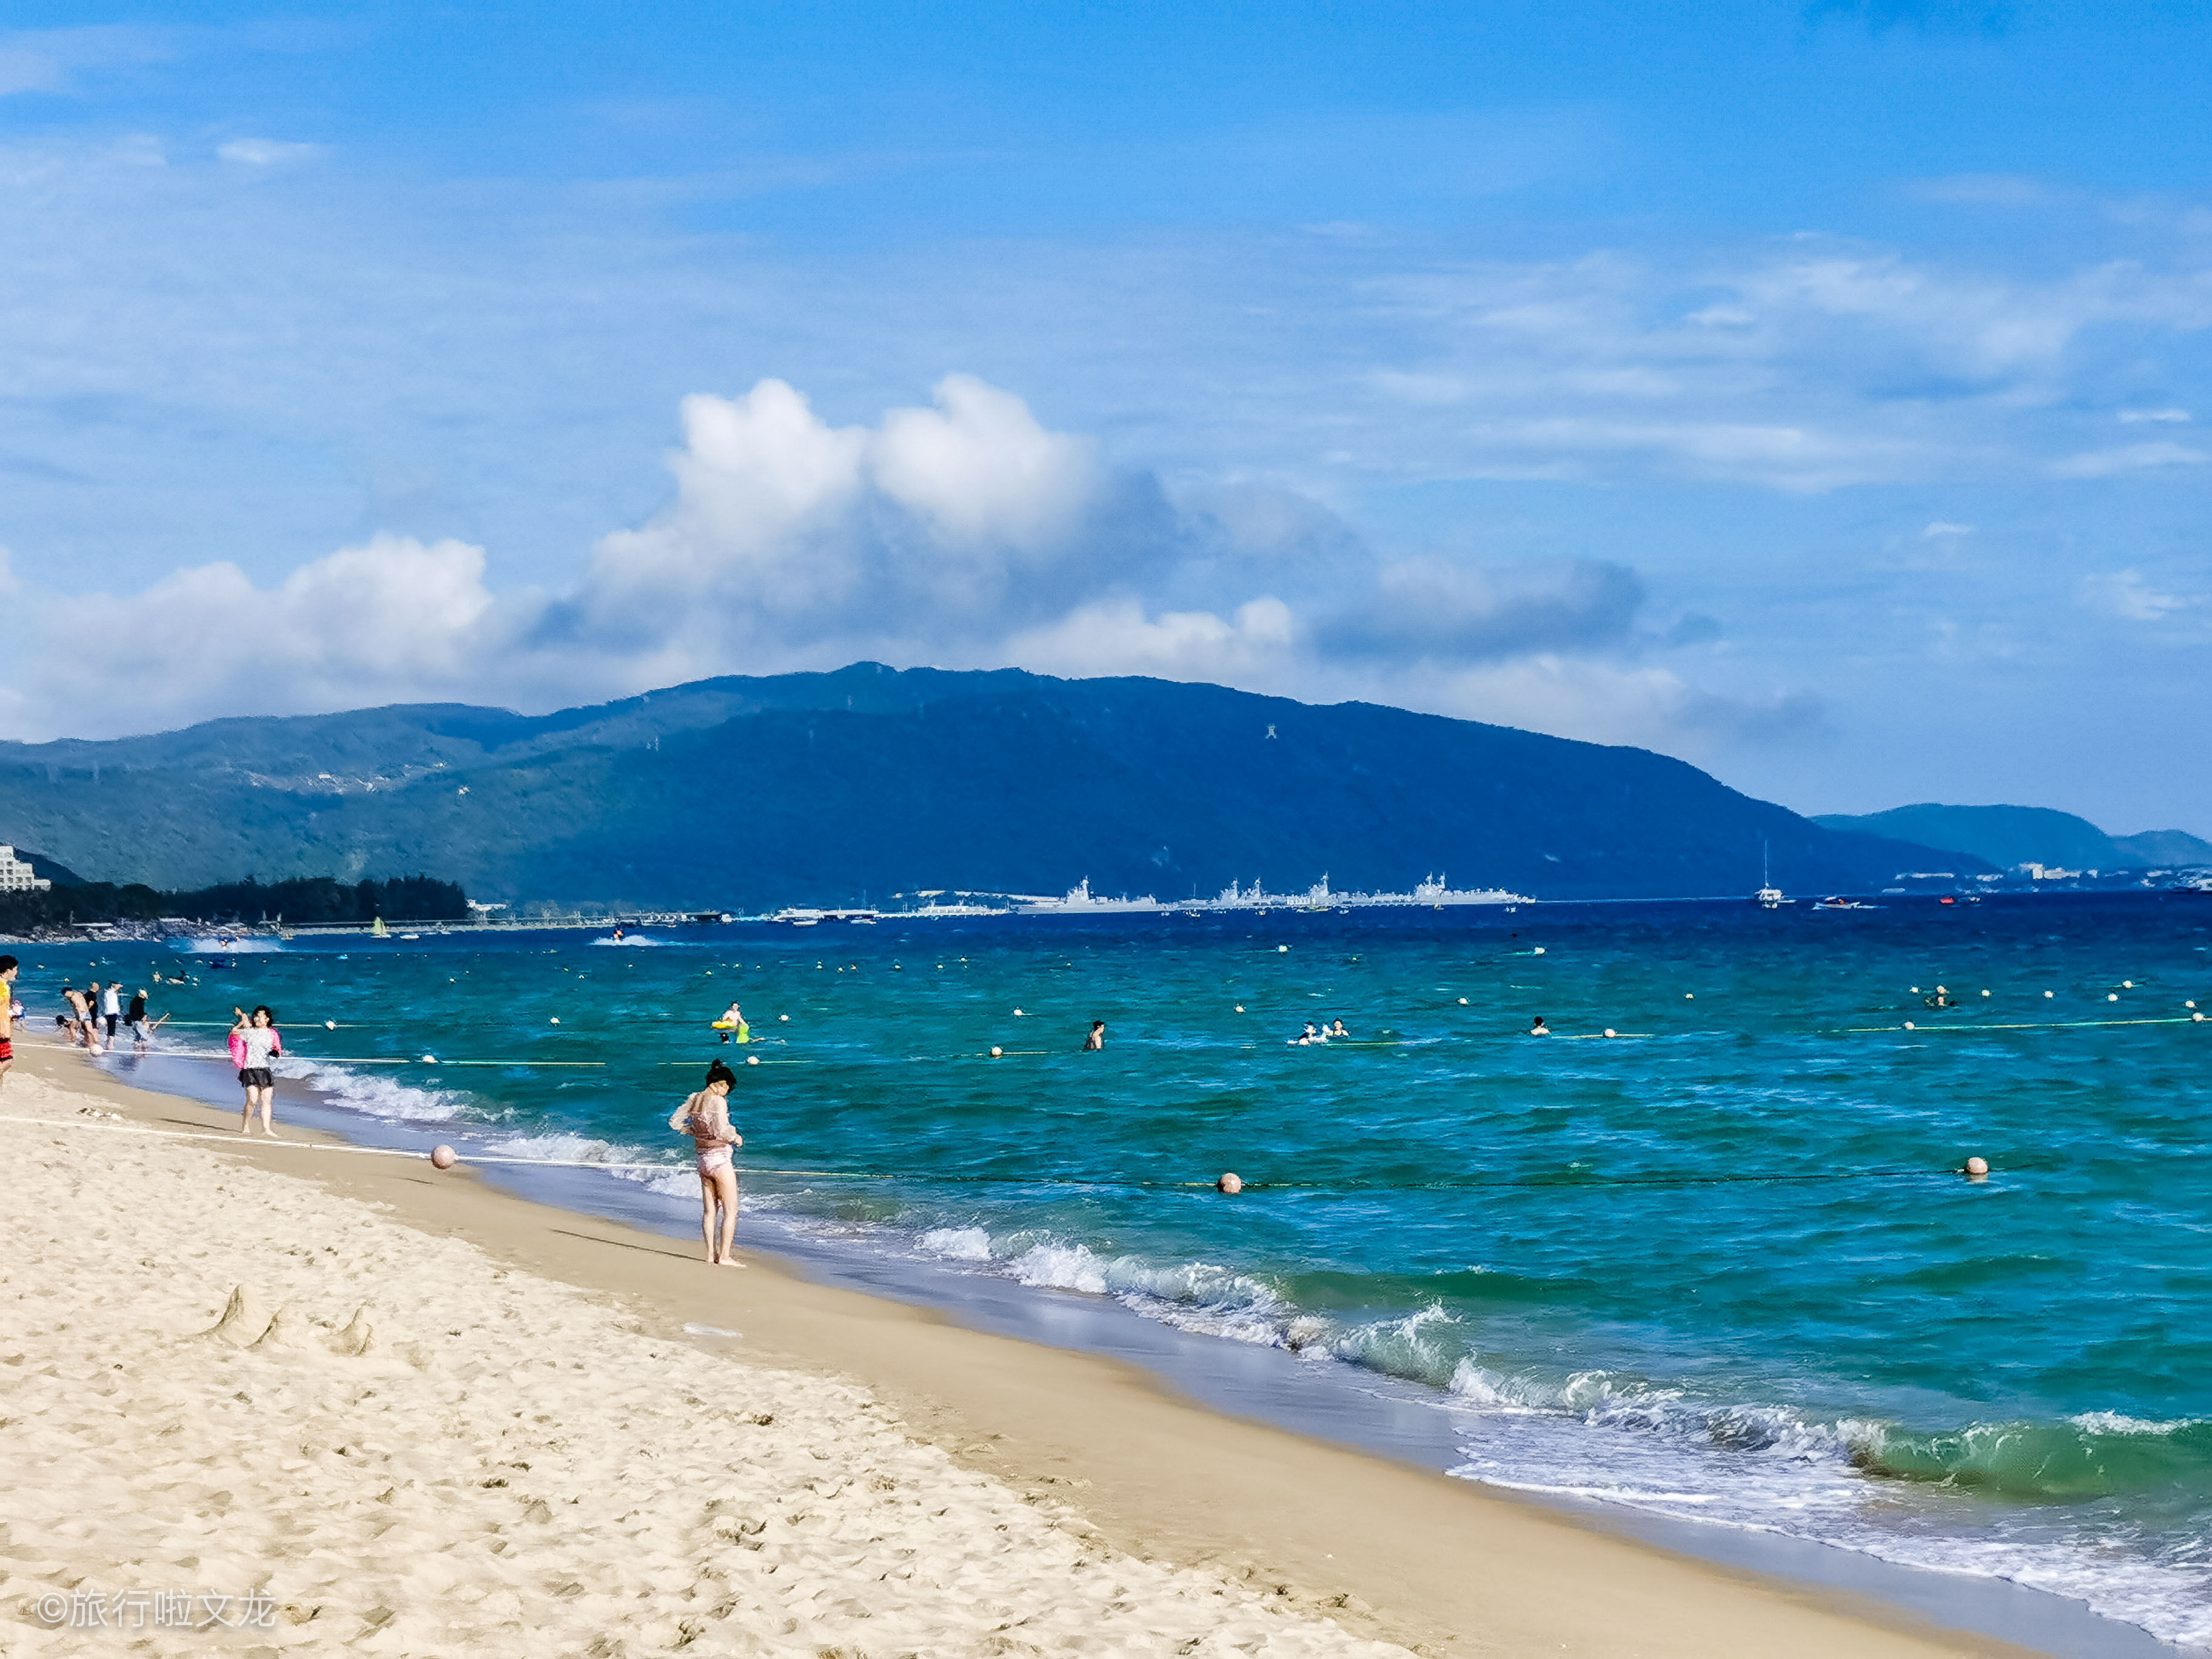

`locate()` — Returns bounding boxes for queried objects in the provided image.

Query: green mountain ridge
[0,663,1986,907]
[1811,805,2212,874]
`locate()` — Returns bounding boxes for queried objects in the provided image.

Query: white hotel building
[0,846,52,892]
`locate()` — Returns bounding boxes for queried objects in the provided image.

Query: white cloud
[2117,407,2191,424]
[9,535,506,738]
[217,138,323,167]
[2048,441,2211,478]
[1922,521,1975,537]
[2081,569,2200,623]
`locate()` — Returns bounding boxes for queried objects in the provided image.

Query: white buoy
[1217,1172,1243,1195]
[1980,990,1990,997]
[1963,1156,1989,1179]
[1533,947,1545,955]
[431,1145,457,1170]
[1904,1021,1915,1031]
[1234,1005,1245,1013]
[2043,992,2053,999]
[2124,980,2134,989]
[1603,1028,1617,1038]
[1278,945,1289,954]
[990,1046,1003,1058]
[2108,993,2119,1002]
[2189,1001,2199,1009]
[1685,993,1694,999]
[1013,1008,1025,1016]
[2196,1013,2206,1024]
[422,1054,438,1064]
[326,1019,336,1029]
[780,1014,789,1022]
[746,1054,760,1064]
[1458,997,1469,1005]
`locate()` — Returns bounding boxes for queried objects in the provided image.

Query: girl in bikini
[668,1060,744,1267]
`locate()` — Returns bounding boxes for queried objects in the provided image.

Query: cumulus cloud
[7,536,506,736]
[0,376,1819,765]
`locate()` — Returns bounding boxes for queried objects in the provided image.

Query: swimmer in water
[1083,1020,1105,1051]
[1327,1019,1349,1039]
[1529,1014,1552,1036]
[715,1001,747,1044]
[669,1060,744,1267]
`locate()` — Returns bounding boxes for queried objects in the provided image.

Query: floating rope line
[1840,1017,2205,1034]
[0,1115,1983,1194]
[73,1047,607,1068]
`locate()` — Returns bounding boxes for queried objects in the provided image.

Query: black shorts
[238,1067,273,1090]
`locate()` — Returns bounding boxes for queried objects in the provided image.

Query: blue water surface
[25,893,2212,1646]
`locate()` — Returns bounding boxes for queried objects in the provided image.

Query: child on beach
[230,1005,283,1135]
[669,1060,743,1267]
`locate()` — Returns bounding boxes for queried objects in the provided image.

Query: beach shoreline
[1,1041,2077,1657]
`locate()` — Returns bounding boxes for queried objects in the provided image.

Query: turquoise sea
[28,893,2212,1649]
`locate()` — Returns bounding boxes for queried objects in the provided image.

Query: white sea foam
[275,1057,468,1122]
[917,1226,994,1261]
[2070,1410,2202,1436]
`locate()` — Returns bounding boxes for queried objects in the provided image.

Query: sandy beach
[1,1048,2038,1657]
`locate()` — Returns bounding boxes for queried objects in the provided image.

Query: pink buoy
[1217,1171,1243,1195]
[430,1145,457,1171]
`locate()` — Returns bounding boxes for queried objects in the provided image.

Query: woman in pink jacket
[229,1005,283,1136]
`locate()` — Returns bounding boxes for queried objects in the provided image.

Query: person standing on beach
[229,1005,283,1135]
[0,955,17,1090]
[99,980,121,1044]
[668,1060,743,1267]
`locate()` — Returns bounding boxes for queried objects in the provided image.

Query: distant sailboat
[370,916,389,938]
[1755,841,1791,908]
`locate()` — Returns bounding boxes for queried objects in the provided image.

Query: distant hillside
[1812,804,2212,873]
[0,664,1977,907]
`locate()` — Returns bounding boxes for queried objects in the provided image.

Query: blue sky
[2,1,2209,834]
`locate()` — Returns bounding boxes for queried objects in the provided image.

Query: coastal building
[0,846,52,892]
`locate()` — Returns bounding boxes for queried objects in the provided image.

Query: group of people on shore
[50,980,161,1053]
